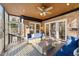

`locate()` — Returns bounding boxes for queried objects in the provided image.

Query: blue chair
[54,36,79,56]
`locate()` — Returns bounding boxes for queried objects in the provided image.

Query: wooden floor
[4,43,42,56]
[2,42,64,56]
[47,43,64,56]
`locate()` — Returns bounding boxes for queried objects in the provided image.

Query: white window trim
[35,23,41,33]
[29,22,41,33]
[45,23,50,36]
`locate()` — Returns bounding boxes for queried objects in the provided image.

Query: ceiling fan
[37,4,53,16]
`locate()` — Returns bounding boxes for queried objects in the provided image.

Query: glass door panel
[36,24,40,33]
[59,21,65,40]
[50,23,56,38]
[29,23,35,34]
[45,24,49,36]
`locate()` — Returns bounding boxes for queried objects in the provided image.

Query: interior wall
[42,11,79,38]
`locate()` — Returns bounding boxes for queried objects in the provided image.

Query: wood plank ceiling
[3,3,79,21]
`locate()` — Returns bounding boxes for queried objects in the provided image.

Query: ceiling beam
[21,15,42,22]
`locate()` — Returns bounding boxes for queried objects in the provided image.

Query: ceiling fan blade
[46,12,52,14]
[45,7,53,11]
[37,7,43,11]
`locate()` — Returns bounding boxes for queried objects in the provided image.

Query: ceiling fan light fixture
[40,13,43,16]
[40,12,46,17]
[66,3,70,6]
[37,4,53,17]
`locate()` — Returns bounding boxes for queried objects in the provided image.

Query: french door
[45,19,67,40]
[58,21,66,40]
[50,23,56,38]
